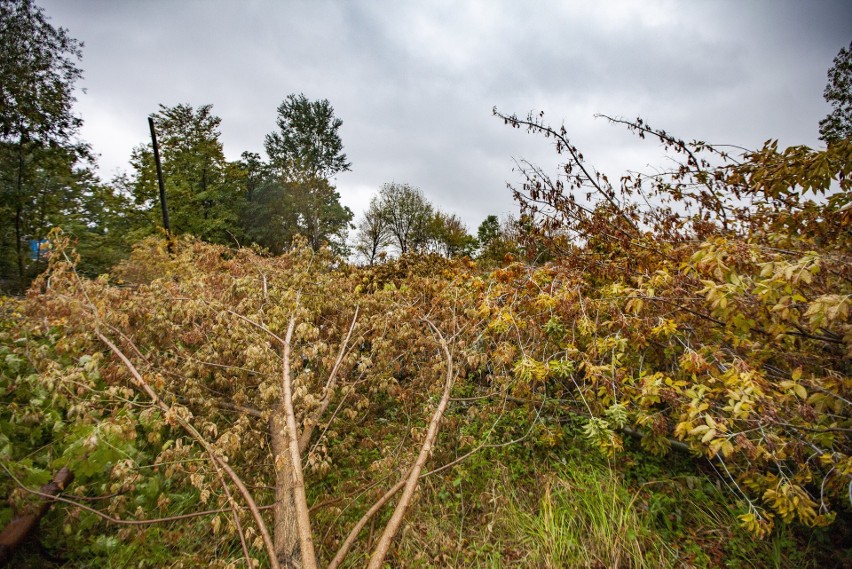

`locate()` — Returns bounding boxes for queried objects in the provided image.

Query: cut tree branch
[96,331,281,569]
[280,315,318,569]
[366,319,456,569]
[0,466,73,564]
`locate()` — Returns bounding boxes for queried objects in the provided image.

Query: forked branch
[298,305,360,453]
[366,319,456,569]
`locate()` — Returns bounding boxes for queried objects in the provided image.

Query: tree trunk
[270,413,302,568]
[14,135,26,292]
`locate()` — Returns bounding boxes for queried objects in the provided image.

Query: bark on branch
[366,319,456,569]
[280,315,318,569]
[0,467,74,565]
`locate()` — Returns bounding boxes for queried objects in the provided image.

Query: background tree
[235,151,270,204]
[243,176,352,255]
[477,215,500,252]
[128,103,245,244]
[373,182,433,255]
[428,210,476,258]
[354,184,475,259]
[67,172,141,276]
[265,93,350,181]
[819,41,852,143]
[475,214,520,266]
[0,0,86,290]
[352,195,391,265]
[244,94,353,252]
[240,176,298,255]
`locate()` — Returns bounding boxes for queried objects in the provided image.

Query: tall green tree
[819,41,852,143]
[0,0,86,290]
[265,93,351,180]
[244,94,353,252]
[129,104,244,243]
[243,175,352,255]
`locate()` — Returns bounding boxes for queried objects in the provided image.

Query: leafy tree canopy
[819,41,852,143]
[129,103,245,244]
[264,93,351,181]
[0,0,83,145]
[0,0,92,291]
[242,175,352,255]
[371,182,433,255]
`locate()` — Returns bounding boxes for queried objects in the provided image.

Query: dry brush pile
[1,121,850,567]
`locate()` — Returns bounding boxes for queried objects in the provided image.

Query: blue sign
[29,239,48,261]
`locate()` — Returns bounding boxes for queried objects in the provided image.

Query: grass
[386,432,846,569]
[508,464,674,568]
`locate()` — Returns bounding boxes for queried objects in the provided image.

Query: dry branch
[366,319,456,569]
[327,476,407,569]
[96,331,281,569]
[280,315,318,569]
[0,467,73,564]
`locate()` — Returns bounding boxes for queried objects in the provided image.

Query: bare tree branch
[366,319,456,569]
[280,315,318,569]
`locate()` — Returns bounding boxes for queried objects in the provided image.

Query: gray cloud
[40,0,851,232]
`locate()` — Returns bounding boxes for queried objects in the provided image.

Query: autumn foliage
[0,115,849,566]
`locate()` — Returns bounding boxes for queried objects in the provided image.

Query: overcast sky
[39,0,851,232]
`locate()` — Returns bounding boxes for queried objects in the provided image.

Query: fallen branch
[280,315,318,569]
[96,331,281,569]
[367,319,456,569]
[0,467,74,565]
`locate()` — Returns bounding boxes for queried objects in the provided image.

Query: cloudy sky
[39,0,851,231]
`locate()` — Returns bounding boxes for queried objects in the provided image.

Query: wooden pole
[148,116,171,237]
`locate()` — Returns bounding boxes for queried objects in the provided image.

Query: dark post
[0,466,75,564]
[148,116,171,236]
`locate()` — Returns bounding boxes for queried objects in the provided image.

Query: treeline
[0,1,523,294]
[118,97,355,256]
[1,87,512,293]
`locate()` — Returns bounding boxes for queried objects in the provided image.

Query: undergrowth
[389,432,848,569]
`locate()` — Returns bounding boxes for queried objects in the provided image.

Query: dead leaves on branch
[3,129,850,566]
